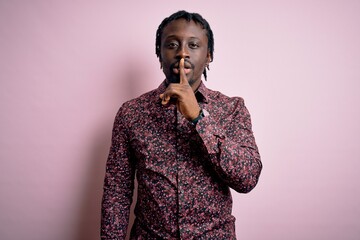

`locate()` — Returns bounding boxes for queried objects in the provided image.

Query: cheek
[160,55,171,68]
[194,60,207,74]
[162,63,171,75]
[161,62,172,77]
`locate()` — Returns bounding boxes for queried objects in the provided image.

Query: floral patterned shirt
[101,80,262,239]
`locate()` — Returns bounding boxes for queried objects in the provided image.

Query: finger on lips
[160,58,188,105]
[179,58,188,85]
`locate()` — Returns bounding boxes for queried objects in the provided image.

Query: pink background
[1,1,359,239]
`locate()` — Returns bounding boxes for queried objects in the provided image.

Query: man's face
[160,19,211,88]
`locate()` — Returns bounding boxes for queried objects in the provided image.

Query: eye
[166,42,179,49]
[189,42,200,49]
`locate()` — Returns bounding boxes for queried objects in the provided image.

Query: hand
[160,58,200,120]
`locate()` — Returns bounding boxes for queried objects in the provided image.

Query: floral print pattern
[101,81,262,239]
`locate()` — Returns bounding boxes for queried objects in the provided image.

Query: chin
[167,75,180,84]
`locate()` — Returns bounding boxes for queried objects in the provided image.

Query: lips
[172,67,191,74]
[172,61,192,75]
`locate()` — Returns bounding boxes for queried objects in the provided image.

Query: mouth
[172,60,193,75]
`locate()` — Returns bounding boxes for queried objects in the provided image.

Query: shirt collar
[195,81,209,103]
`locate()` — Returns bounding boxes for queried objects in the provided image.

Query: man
[101,10,262,239]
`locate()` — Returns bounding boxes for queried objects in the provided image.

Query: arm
[101,107,135,239]
[159,58,261,192]
[196,98,262,193]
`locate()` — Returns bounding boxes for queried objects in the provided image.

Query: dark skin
[159,19,211,121]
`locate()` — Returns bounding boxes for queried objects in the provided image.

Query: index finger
[179,58,189,85]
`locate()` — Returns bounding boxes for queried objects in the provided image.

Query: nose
[177,45,189,59]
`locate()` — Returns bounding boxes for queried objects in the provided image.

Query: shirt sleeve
[195,97,262,193]
[101,107,135,239]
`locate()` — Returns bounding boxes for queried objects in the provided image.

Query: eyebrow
[163,35,201,41]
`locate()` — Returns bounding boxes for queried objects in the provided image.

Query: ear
[206,51,212,64]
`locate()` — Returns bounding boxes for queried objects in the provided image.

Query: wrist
[191,108,204,124]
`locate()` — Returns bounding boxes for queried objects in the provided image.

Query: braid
[203,69,207,81]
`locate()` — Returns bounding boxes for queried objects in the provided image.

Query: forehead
[161,19,208,41]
